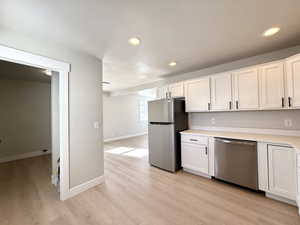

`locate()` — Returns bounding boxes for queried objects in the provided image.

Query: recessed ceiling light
[44,69,52,76]
[263,27,280,37]
[139,75,147,79]
[169,61,177,67]
[128,37,141,46]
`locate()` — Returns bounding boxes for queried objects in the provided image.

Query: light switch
[93,121,100,129]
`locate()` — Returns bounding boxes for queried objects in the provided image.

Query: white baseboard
[189,126,300,137]
[183,168,211,179]
[266,192,297,206]
[65,175,105,200]
[0,150,51,163]
[104,132,147,142]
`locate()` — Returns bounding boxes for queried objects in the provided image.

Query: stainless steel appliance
[148,98,188,172]
[214,138,258,190]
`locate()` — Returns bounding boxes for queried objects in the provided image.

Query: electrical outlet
[284,119,292,128]
[211,118,216,125]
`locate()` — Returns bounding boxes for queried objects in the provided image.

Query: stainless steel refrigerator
[148,98,188,172]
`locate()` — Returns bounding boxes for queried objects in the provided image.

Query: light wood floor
[1,135,300,225]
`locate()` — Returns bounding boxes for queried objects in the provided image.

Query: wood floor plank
[0,135,299,225]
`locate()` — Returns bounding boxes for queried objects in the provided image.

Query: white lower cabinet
[267,145,297,200]
[181,143,209,174]
[258,143,297,202]
[181,134,209,176]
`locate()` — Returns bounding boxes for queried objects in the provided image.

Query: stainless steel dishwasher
[214,138,258,190]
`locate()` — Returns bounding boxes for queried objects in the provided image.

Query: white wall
[190,110,300,131]
[0,79,51,158]
[103,93,151,141]
[0,29,103,188]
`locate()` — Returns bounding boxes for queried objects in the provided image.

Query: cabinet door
[286,55,300,108]
[169,82,184,98]
[181,143,209,174]
[185,78,210,112]
[233,68,260,110]
[211,73,232,111]
[259,62,285,109]
[156,86,169,99]
[268,145,297,200]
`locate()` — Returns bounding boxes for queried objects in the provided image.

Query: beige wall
[189,110,300,131]
[51,72,59,177]
[0,29,103,188]
[0,79,51,158]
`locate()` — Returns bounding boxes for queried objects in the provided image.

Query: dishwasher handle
[215,138,256,146]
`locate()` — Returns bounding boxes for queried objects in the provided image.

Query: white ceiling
[0,0,300,91]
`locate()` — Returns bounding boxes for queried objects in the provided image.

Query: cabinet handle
[189,139,198,142]
[236,100,239,109]
[205,147,208,155]
[229,101,232,110]
[281,97,285,108]
[208,103,211,111]
[288,97,292,107]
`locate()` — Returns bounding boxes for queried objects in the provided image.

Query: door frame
[0,45,70,200]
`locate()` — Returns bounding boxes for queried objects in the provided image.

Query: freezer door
[148,99,174,123]
[148,124,176,172]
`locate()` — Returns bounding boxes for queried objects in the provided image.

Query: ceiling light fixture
[139,75,147,79]
[263,27,280,37]
[169,61,177,67]
[128,37,141,46]
[44,69,52,76]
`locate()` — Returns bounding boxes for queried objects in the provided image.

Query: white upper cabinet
[156,86,169,99]
[259,61,285,110]
[233,67,260,110]
[286,54,300,108]
[268,145,297,200]
[185,77,211,112]
[169,82,184,98]
[210,73,233,111]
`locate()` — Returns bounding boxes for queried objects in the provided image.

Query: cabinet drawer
[181,135,208,145]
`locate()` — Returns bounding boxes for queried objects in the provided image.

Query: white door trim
[0,45,70,200]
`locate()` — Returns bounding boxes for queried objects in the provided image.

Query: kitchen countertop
[180,129,300,152]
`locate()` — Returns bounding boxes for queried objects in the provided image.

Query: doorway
[0,45,70,200]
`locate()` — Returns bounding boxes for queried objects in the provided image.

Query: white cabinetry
[286,54,300,108]
[257,143,269,191]
[210,73,233,111]
[185,78,210,112]
[169,82,184,98]
[181,134,209,176]
[259,62,285,110]
[268,145,297,200]
[156,86,169,99]
[233,67,260,110]
[156,82,184,99]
